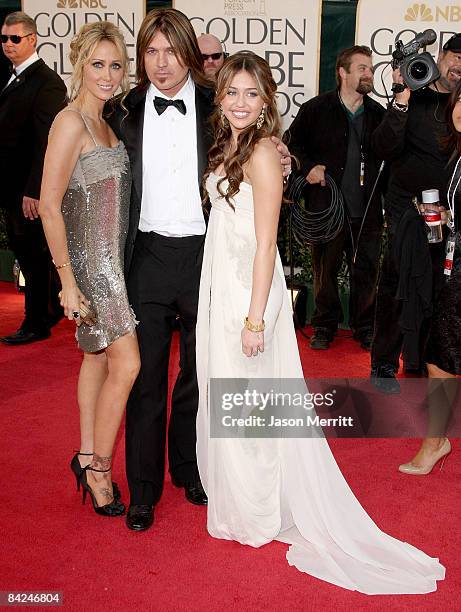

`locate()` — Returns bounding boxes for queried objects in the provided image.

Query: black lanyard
[339,92,365,186]
[349,114,365,187]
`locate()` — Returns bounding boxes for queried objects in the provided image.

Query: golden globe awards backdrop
[356,0,459,103]
[21,0,145,86]
[174,0,322,129]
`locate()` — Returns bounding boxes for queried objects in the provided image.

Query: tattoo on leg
[91,454,112,471]
[98,486,114,502]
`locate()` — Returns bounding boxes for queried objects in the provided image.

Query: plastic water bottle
[421,189,443,243]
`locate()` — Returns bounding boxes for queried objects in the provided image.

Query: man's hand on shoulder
[271,136,291,178]
[23,196,40,220]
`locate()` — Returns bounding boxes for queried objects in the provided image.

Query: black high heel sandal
[80,465,125,517]
[70,451,92,492]
[70,451,121,500]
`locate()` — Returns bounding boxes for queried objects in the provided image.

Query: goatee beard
[356,80,373,95]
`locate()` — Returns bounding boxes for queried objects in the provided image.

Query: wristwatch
[392,99,408,112]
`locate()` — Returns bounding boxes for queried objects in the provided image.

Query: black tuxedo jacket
[0,58,67,209]
[106,83,215,273]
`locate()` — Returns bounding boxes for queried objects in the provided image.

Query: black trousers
[371,230,446,371]
[125,230,205,506]
[311,220,382,335]
[4,205,61,334]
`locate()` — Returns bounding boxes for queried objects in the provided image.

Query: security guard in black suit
[0,11,67,344]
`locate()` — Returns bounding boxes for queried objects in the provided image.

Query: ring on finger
[72,311,80,319]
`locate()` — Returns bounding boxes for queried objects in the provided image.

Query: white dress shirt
[6,51,39,87]
[140,74,206,237]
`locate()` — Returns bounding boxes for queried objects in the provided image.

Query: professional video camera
[392,29,440,91]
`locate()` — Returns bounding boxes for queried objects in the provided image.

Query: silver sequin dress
[61,109,136,353]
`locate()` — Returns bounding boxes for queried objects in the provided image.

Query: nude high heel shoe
[398,438,451,475]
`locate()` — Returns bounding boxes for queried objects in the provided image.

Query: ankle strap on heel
[84,465,111,473]
[73,450,93,456]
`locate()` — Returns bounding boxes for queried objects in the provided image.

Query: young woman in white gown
[195,51,445,595]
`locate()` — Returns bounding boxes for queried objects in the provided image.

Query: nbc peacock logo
[57,0,78,7]
[404,3,434,21]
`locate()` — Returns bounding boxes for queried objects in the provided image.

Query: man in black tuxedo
[108,8,290,532]
[107,8,215,531]
[0,11,66,345]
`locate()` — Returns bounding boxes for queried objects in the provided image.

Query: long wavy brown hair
[136,8,212,90]
[203,51,282,208]
[445,79,461,161]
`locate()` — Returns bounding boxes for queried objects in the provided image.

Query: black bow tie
[153,96,186,116]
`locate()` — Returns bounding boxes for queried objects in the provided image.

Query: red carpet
[0,280,459,611]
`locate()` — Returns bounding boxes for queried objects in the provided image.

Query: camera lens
[409,59,429,81]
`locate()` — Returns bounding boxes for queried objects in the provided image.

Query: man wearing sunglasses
[197,34,227,80]
[0,12,67,345]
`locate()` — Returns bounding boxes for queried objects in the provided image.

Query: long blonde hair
[68,21,131,105]
[203,51,281,208]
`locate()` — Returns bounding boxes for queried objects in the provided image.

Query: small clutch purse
[79,302,97,326]
[58,291,97,326]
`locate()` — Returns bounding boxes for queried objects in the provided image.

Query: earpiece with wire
[221,39,229,59]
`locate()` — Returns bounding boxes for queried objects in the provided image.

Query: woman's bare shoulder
[253,136,279,156]
[50,107,86,139]
[249,137,282,176]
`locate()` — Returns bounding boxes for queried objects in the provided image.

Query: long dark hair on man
[445,79,461,161]
[136,8,211,90]
[203,51,282,208]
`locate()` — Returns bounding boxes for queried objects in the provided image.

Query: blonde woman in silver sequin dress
[40,22,140,517]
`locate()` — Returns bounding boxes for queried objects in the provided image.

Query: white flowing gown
[195,173,445,595]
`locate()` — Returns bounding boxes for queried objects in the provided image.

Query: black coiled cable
[286,163,385,337]
[288,173,345,245]
[287,173,345,338]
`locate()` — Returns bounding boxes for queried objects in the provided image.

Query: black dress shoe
[126,504,154,531]
[310,328,334,350]
[172,477,208,506]
[371,364,401,394]
[184,480,208,505]
[0,328,50,345]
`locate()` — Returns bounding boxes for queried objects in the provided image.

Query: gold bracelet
[52,260,71,270]
[244,317,265,332]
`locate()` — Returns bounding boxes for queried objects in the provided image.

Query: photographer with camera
[371,33,461,392]
[398,80,461,476]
